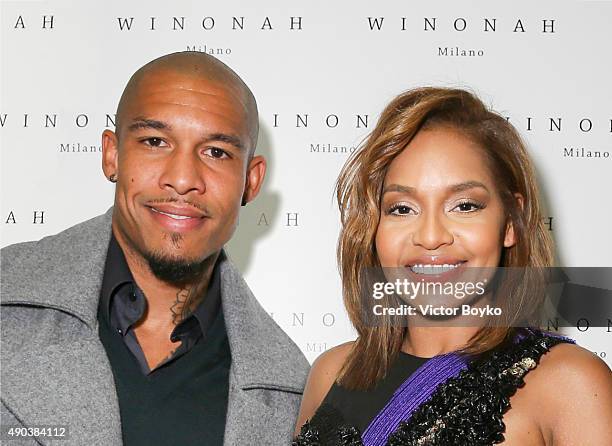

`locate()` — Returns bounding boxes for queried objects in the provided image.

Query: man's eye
[204,147,230,159]
[142,137,166,147]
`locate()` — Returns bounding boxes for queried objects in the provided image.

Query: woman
[293,87,612,445]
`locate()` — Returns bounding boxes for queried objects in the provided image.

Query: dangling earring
[109,173,117,183]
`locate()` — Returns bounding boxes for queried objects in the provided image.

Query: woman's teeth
[410,263,462,275]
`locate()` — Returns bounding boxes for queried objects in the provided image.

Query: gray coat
[1,207,309,445]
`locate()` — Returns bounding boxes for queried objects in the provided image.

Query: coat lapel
[1,207,120,445]
[1,337,122,446]
[218,253,309,445]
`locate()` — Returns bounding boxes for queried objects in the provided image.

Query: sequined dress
[293,329,572,446]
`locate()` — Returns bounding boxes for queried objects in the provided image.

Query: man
[1,52,309,445]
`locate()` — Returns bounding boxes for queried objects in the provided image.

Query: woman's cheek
[375,223,404,267]
[459,224,502,266]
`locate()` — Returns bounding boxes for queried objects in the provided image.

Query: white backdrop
[1,0,610,364]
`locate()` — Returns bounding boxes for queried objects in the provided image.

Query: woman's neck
[402,325,481,358]
[401,291,497,357]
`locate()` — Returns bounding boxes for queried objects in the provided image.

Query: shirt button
[117,328,123,334]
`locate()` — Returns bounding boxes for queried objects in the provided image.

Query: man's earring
[109,173,117,183]
[241,195,247,206]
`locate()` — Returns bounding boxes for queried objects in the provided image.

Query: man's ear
[241,155,267,206]
[102,129,119,181]
[503,193,524,248]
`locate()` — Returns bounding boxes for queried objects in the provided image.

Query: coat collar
[1,207,115,330]
[1,206,307,391]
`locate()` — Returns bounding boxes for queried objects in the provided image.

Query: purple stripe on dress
[361,329,574,446]
[361,352,469,446]
[513,327,574,344]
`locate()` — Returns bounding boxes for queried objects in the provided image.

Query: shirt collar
[99,231,222,340]
[99,231,133,324]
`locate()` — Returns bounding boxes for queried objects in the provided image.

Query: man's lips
[145,203,208,232]
[146,203,207,219]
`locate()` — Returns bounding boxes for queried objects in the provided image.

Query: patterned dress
[293,329,573,446]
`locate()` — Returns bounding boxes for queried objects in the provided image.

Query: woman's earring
[109,173,117,183]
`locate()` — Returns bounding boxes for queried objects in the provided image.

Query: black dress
[293,329,572,446]
[321,352,429,434]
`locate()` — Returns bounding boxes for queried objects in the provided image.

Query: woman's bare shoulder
[293,341,355,436]
[524,342,612,444]
[304,341,355,403]
[312,341,355,376]
[536,342,610,384]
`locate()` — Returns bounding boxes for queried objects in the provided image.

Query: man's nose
[158,148,206,196]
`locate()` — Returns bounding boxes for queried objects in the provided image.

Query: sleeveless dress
[293,328,573,446]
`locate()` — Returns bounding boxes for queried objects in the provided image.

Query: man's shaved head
[102,51,267,287]
[115,51,259,154]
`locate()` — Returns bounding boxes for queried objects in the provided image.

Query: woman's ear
[503,193,523,248]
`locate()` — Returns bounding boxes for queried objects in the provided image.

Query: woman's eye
[388,204,415,216]
[453,201,484,212]
[204,147,230,159]
[142,137,166,148]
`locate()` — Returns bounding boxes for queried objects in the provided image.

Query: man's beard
[142,232,211,285]
[144,251,210,285]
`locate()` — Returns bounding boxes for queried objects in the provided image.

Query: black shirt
[99,232,222,374]
[97,232,231,445]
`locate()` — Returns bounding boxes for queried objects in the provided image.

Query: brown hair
[335,87,554,390]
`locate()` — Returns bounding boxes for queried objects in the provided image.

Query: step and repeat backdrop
[1,0,611,364]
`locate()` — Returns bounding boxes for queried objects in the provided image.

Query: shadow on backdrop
[226,123,280,274]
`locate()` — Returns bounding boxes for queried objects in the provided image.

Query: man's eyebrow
[125,119,246,151]
[382,181,490,195]
[127,118,171,132]
[204,133,246,151]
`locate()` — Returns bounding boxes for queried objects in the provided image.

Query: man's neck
[112,228,219,332]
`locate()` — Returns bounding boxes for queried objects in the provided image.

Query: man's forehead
[122,73,249,125]
[115,52,259,151]
[132,69,246,103]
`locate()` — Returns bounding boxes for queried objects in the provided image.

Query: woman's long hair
[335,87,554,390]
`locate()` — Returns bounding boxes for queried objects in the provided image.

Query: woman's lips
[403,260,468,282]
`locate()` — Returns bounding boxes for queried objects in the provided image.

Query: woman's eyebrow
[382,184,416,195]
[448,181,490,193]
[382,181,490,195]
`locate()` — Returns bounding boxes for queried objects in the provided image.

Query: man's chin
[143,249,214,286]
